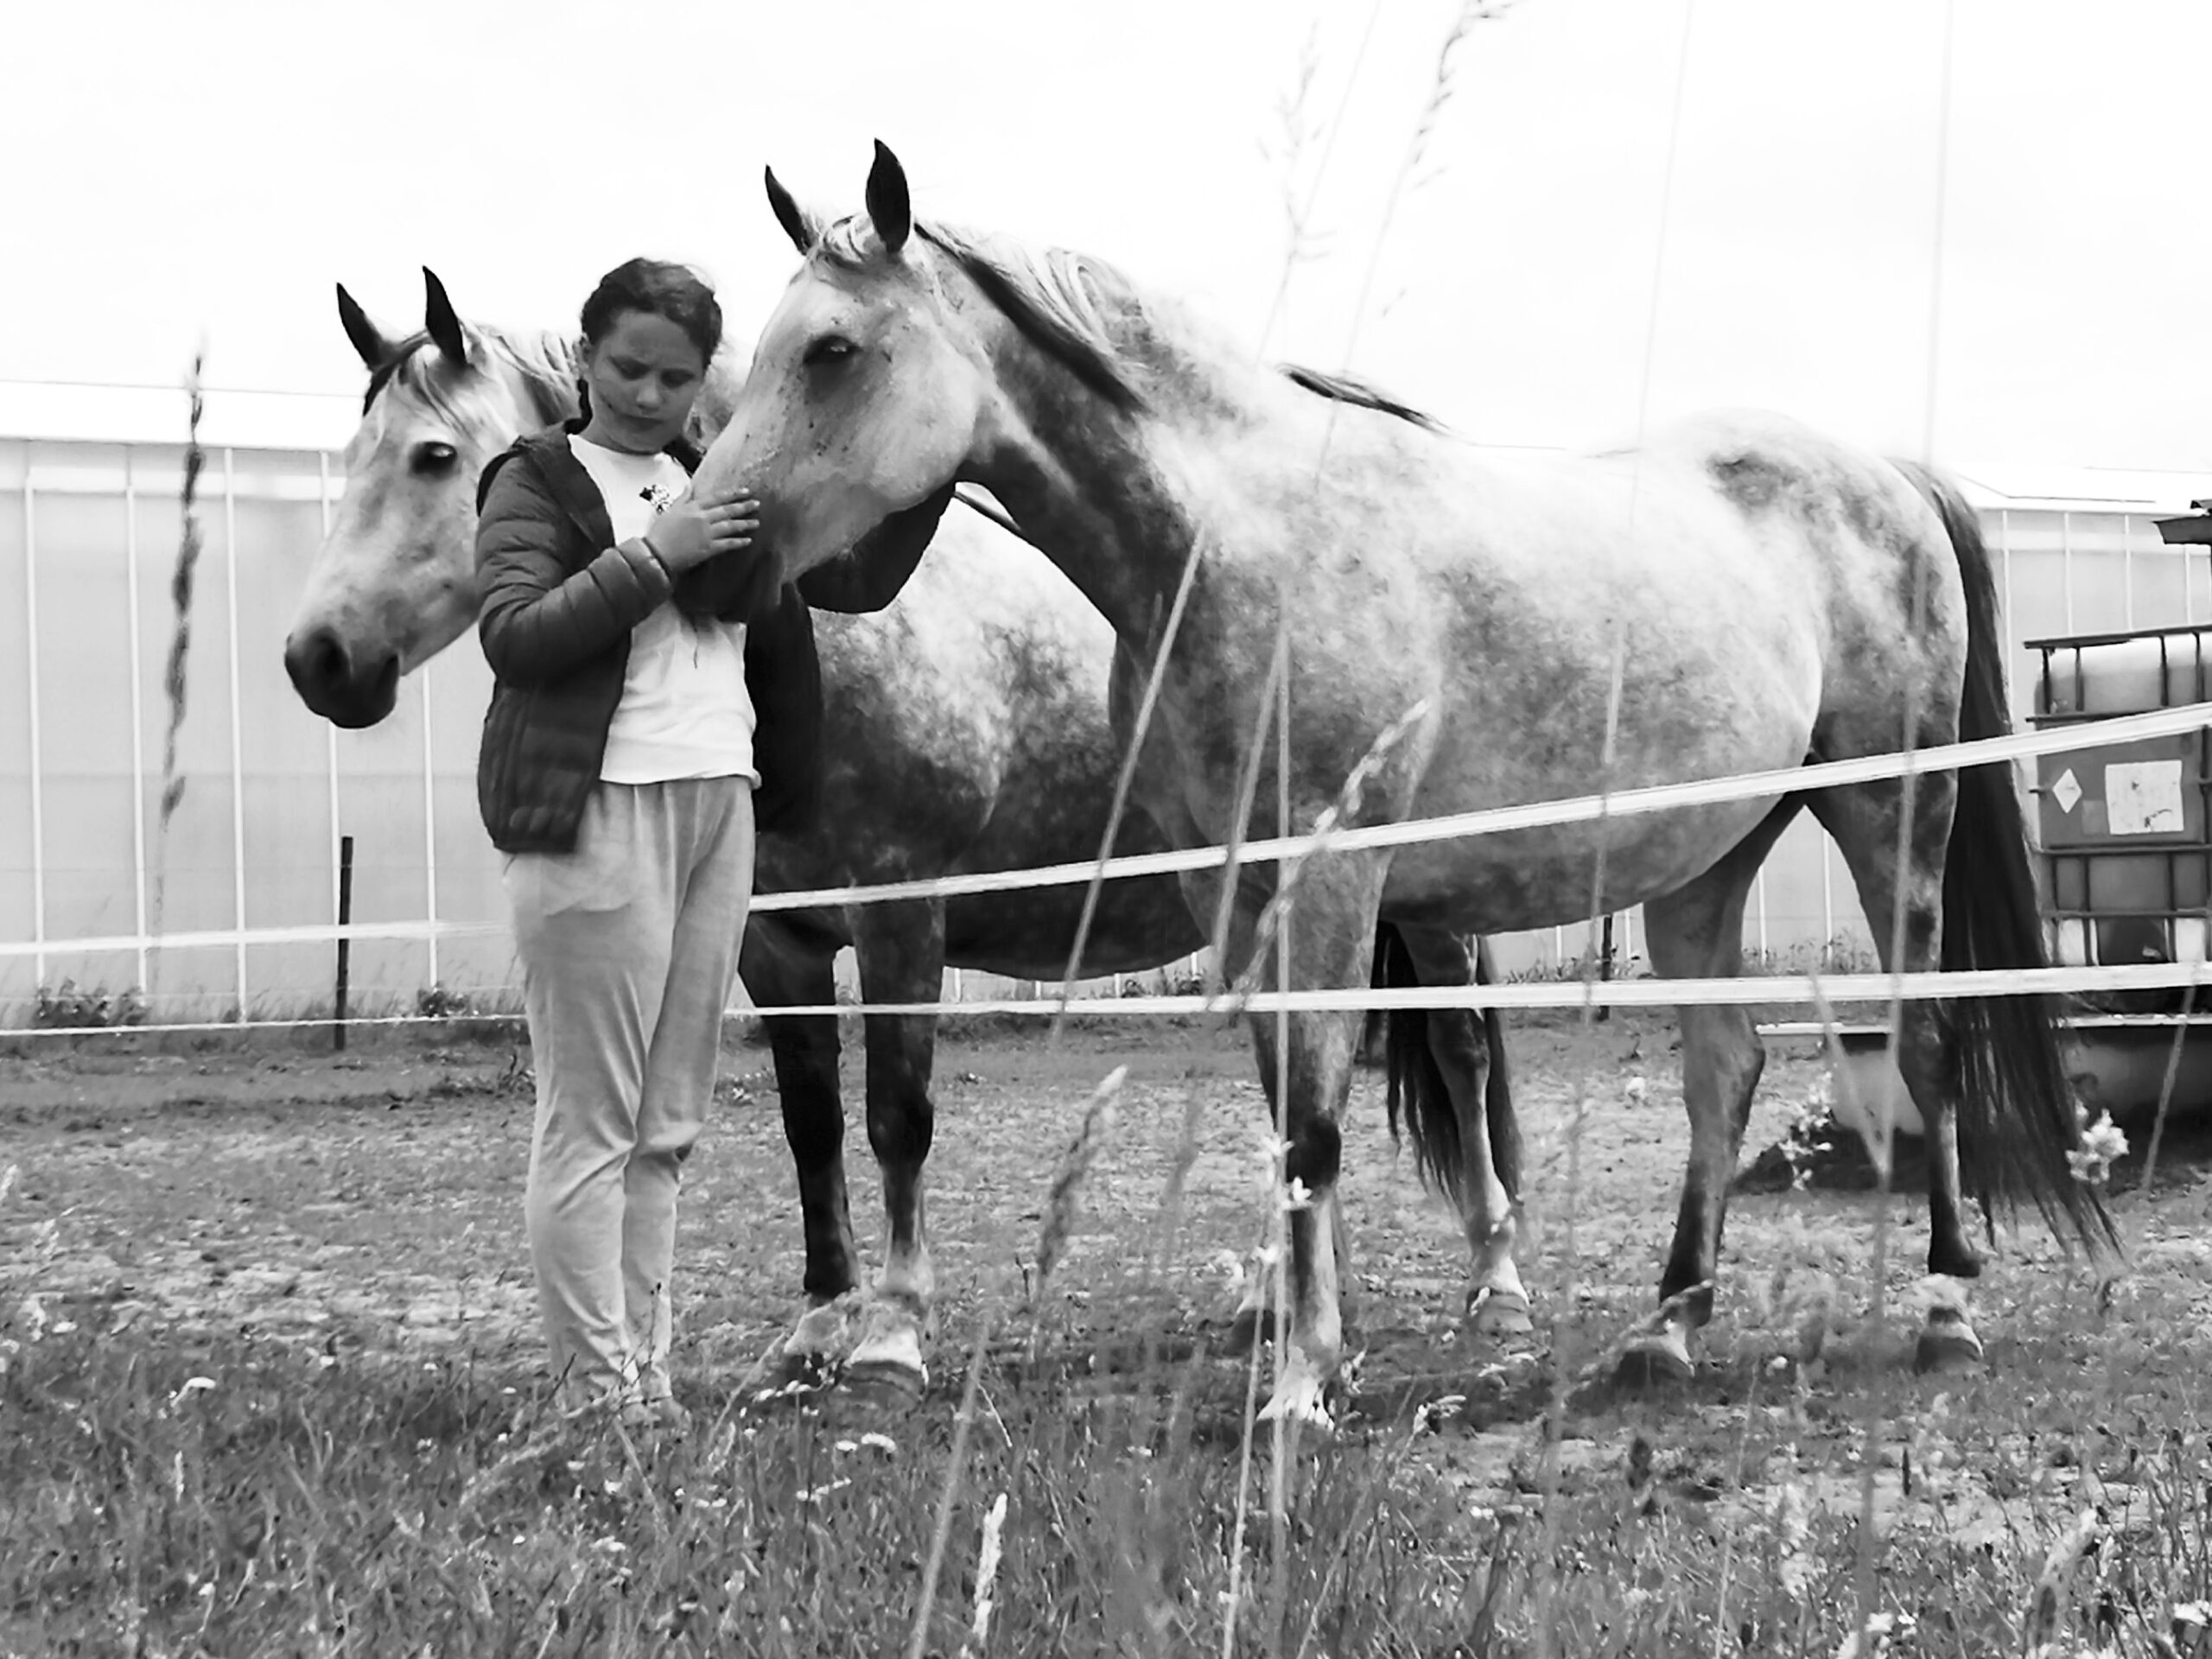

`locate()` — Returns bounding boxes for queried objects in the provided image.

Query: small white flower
[2067,1109,2128,1186]
[1623,1075,1648,1103]
[1213,1249,1247,1293]
[858,1432,897,1454]
[1282,1178,1314,1212]
[1254,1135,1294,1178]
[796,1478,851,1504]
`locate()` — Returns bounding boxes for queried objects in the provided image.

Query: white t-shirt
[568,434,758,786]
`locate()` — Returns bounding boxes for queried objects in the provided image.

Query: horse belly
[943,874,1202,980]
[1378,797,1789,933]
[944,677,1205,977]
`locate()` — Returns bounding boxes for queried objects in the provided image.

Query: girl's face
[579,309,709,454]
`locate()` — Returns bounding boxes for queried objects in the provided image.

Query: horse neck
[968,331,1214,643]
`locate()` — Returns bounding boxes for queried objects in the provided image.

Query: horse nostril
[284,626,351,698]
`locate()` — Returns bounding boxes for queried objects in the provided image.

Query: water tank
[2029,624,2212,1007]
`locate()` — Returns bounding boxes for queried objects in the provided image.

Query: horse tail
[1892,458,2116,1252]
[1376,923,1520,1205]
[1359,948,1389,1067]
[1476,936,1523,1202]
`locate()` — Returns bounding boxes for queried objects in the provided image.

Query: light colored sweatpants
[502,777,754,1404]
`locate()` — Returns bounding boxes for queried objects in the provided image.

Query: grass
[4,1031,2210,1656]
[3,1314,2209,1656]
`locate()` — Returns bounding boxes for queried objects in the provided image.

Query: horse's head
[283,269,571,728]
[695,143,994,584]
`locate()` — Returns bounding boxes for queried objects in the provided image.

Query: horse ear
[764,166,818,255]
[422,266,471,365]
[335,283,391,369]
[864,139,912,257]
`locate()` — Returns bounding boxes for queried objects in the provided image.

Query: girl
[474,257,938,1429]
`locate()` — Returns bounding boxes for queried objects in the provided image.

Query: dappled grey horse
[282,272,1517,1393]
[693,143,2113,1424]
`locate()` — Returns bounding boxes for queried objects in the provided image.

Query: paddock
[7,1003,2210,1648]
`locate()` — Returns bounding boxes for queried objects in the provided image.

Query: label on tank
[2106,759,2186,836]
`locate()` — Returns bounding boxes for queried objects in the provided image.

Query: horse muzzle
[283,625,401,728]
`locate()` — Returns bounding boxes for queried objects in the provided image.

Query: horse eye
[803,335,855,368]
[412,441,459,474]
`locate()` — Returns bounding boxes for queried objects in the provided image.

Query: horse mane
[1276,364,1445,432]
[818,214,1149,414]
[362,325,580,429]
[815,214,1443,435]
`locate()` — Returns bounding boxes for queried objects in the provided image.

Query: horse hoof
[840,1357,928,1410]
[1913,1319,1985,1376]
[1614,1332,1694,1389]
[1466,1287,1535,1338]
[1257,1363,1337,1434]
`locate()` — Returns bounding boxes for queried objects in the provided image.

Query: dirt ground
[6,1011,2211,1541]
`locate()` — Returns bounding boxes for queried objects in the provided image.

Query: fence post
[1597,913,1615,1022]
[334,834,353,1052]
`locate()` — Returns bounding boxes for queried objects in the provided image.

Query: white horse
[693,144,2112,1421]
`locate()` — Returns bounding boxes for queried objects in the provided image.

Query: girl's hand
[645,487,762,572]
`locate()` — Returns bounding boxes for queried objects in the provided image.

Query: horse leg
[843,897,947,1395]
[1389,924,1532,1338]
[1225,1188,1356,1353]
[1619,805,1800,1387]
[1198,854,1389,1428]
[741,917,866,1386]
[1809,774,1987,1373]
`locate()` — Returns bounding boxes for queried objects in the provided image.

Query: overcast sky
[6,0,2209,469]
